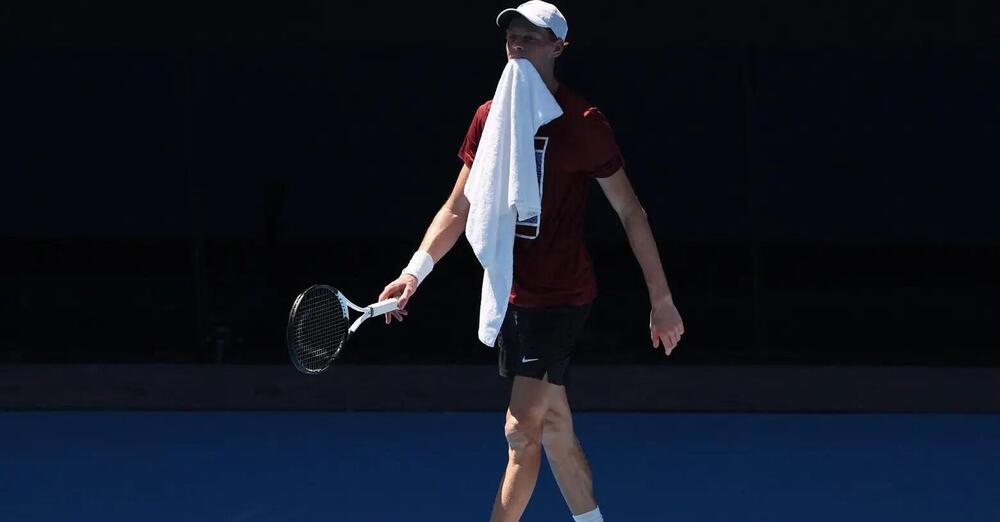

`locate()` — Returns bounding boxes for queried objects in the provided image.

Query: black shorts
[497,303,591,386]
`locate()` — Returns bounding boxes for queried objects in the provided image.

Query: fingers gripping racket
[286,285,398,374]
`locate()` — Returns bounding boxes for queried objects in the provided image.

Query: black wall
[2,1,998,365]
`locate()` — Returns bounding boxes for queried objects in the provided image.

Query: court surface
[2,411,997,521]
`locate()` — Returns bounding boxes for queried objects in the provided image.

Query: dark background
[2,0,998,367]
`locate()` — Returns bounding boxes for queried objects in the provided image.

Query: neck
[538,71,559,94]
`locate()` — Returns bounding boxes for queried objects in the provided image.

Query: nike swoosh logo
[521,356,539,363]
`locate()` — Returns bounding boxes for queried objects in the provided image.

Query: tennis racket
[286,284,398,374]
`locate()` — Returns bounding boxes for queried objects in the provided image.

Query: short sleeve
[582,107,625,178]
[457,101,492,168]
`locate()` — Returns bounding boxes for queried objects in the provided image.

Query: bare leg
[489,375,557,522]
[542,385,598,516]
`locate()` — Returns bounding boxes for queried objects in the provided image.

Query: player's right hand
[379,274,418,324]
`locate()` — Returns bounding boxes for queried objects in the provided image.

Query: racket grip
[368,298,399,317]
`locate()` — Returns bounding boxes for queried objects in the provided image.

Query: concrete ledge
[1,364,998,412]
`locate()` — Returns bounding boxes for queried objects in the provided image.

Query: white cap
[496,1,568,41]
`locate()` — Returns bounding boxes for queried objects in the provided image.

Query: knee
[504,408,544,456]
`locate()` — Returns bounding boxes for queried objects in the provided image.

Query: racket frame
[340,291,399,333]
[287,284,398,374]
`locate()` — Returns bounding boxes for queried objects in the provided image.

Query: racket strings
[292,290,348,371]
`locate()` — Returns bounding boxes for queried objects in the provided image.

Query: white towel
[464,58,563,347]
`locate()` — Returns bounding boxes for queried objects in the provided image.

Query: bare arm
[597,167,685,354]
[417,164,472,263]
[379,164,471,319]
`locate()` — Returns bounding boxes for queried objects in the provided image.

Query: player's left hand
[650,296,684,356]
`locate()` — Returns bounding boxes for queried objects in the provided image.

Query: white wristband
[401,250,434,285]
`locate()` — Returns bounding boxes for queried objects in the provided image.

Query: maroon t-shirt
[458,85,624,308]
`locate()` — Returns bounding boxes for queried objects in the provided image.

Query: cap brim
[496,8,519,28]
[495,7,550,33]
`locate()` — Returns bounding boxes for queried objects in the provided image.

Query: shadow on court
[1,412,997,521]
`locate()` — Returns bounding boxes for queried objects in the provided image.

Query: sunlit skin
[504,15,567,94]
[377,8,685,521]
[378,13,683,356]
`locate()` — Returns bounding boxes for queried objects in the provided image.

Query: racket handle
[368,298,399,317]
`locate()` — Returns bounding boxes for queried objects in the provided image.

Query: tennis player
[379,2,684,520]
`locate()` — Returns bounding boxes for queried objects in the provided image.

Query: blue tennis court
[2,411,997,521]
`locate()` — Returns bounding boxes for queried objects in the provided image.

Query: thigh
[542,382,574,433]
[507,374,560,425]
